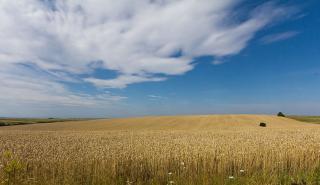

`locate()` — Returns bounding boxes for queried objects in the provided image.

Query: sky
[0,0,319,118]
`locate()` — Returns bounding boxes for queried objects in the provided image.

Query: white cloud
[212,60,226,65]
[148,95,166,100]
[0,0,297,116]
[260,31,300,44]
[0,64,126,108]
[0,0,295,87]
[85,74,166,89]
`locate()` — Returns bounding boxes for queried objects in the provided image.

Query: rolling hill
[1,114,315,131]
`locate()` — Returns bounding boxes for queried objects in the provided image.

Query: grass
[288,115,320,124]
[0,118,93,126]
[1,115,320,184]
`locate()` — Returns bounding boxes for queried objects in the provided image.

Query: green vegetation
[289,116,320,124]
[1,151,26,185]
[0,118,90,127]
[277,112,286,117]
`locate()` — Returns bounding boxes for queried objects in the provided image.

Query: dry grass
[1,115,320,185]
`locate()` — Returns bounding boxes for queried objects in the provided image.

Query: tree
[277,112,285,117]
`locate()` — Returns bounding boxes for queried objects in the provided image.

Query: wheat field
[1,115,320,185]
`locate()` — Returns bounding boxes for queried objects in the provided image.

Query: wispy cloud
[0,0,298,116]
[85,74,167,89]
[0,1,295,87]
[0,64,126,114]
[148,95,167,100]
[260,31,300,44]
[212,60,226,65]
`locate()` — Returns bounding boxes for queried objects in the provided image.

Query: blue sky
[0,0,319,118]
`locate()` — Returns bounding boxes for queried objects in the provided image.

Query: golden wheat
[1,115,320,185]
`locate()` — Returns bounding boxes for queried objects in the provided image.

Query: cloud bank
[0,0,296,115]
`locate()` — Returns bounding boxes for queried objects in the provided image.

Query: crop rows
[1,128,320,184]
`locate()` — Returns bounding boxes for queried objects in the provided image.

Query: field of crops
[289,116,320,124]
[1,115,320,185]
[0,118,90,126]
